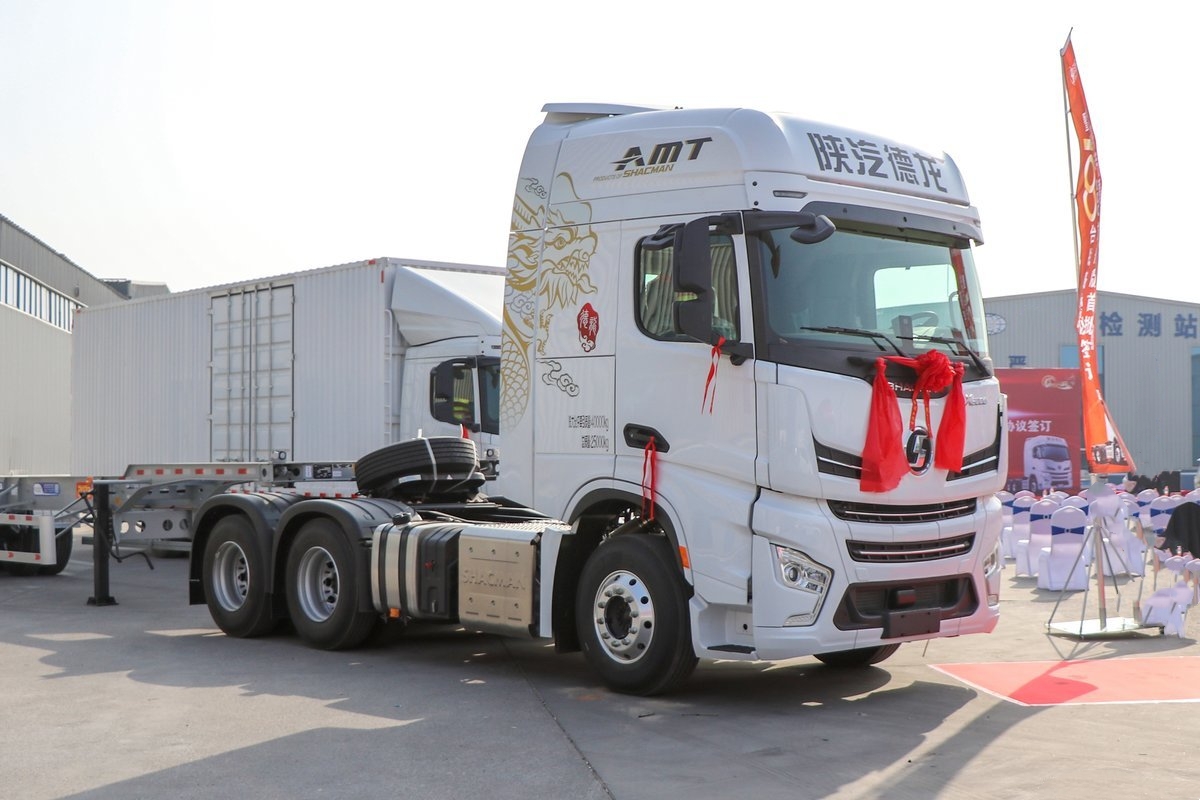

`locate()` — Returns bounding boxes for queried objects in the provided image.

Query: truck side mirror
[675,217,715,344]
[789,212,835,244]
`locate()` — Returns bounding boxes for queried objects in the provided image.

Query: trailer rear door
[210,285,295,461]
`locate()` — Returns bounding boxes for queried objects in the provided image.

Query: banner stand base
[1047,617,1154,639]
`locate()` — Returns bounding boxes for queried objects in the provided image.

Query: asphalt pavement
[1,531,1197,800]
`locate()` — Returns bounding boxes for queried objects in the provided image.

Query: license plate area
[882,608,941,638]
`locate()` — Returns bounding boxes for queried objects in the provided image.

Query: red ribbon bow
[860,351,966,493]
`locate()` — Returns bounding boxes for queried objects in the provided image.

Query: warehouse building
[0,214,163,473]
[984,289,1200,480]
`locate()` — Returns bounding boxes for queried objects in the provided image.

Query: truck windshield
[1035,444,1071,461]
[748,218,990,378]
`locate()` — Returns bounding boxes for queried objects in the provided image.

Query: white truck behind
[8,104,1007,696]
[1022,434,1072,493]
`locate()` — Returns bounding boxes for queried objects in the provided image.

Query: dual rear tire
[202,515,375,649]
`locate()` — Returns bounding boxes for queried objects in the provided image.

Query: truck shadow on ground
[3,552,1010,800]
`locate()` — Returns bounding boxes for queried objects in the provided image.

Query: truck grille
[847,533,975,563]
[827,498,977,524]
[815,410,1002,482]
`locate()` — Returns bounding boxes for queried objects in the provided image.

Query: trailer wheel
[202,515,277,638]
[813,643,900,668]
[285,518,376,650]
[36,528,74,576]
[575,534,697,696]
[2,526,71,576]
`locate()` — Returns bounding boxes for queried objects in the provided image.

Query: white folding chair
[1037,505,1089,591]
[1016,498,1059,577]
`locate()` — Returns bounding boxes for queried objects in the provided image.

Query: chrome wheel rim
[591,569,656,664]
[296,546,339,622]
[211,540,249,612]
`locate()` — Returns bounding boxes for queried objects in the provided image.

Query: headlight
[773,545,833,627]
[774,545,831,593]
[982,541,1000,575]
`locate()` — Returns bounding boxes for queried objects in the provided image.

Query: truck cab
[499,104,1006,684]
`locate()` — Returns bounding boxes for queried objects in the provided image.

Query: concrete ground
[1,532,1196,800]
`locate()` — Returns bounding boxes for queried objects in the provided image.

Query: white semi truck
[1021,435,1073,493]
[4,104,1006,695]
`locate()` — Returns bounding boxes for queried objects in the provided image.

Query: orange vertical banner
[1061,36,1134,475]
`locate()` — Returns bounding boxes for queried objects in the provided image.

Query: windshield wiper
[798,326,906,356]
[911,329,988,374]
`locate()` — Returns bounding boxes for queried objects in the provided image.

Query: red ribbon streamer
[702,336,726,414]
[641,437,658,521]
[860,351,966,493]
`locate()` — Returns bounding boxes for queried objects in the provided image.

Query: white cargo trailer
[70,257,503,476]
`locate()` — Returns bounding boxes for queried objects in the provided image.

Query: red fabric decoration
[702,336,726,414]
[641,436,658,520]
[860,351,967,492]
[935,364,966,472]
[860,358,908,493]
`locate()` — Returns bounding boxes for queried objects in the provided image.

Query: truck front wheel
[203,515,277,638]
[575,533,697,696]
[285,518,376,650]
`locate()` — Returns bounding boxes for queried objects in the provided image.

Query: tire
[575,534,698,696]
[814,643,900,668]
[285,517,377,650]
[1028,475,1040,494]
[202,515,277,638]
[2,525,69,576]
[36,527,74,576]
[354,437,478,494]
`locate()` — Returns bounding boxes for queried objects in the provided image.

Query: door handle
[623,424,670,452]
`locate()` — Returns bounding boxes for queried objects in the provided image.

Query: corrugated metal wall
[1,214,129,474]
[70,261,393,473]
[291,264,388,461]
[71,290,211,474]
[0,215,124,307]
[985,289,1200,477]
[0,311,71,473]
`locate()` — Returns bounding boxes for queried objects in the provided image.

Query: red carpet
[931,657,1200,706]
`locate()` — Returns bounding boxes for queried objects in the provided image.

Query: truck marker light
[678,546,691,569]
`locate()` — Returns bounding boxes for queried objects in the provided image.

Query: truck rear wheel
[813,643,900,668]
[203,515,277,638]
[575,533,697,696]
[285,518,377,650]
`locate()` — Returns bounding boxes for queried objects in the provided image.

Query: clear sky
[0,1,1190,314]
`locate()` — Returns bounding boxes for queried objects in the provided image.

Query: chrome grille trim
[847,533,976,563]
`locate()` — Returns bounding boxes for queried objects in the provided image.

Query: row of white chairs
[997,488,1146,589]
[997,486,1200,634]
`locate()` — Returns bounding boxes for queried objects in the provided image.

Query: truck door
[614,216,759,597]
